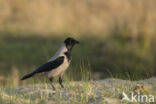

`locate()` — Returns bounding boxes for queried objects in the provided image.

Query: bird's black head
[64,37,79,51]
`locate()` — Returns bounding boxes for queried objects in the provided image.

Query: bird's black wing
[34,56,64,73]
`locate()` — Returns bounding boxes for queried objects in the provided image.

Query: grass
[0,64,94,104]
[0,82,97,104]
[0,77,156,104]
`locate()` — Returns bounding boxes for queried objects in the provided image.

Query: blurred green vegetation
[0,32,156,86]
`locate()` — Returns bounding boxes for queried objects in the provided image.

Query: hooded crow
[21,37,79,89]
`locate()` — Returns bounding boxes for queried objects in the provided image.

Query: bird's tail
[21,72,35,80]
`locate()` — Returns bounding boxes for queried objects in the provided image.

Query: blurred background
[0,0,156,86]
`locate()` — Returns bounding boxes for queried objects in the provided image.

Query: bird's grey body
[47,44,70,78]
[21,37,79,89]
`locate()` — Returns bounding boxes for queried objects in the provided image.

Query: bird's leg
[59,76,64,88]
[49,77,55,90]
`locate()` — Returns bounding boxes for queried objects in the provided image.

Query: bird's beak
[75,40,79,44]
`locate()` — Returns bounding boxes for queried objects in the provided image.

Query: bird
[21,37,79,90]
